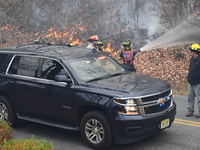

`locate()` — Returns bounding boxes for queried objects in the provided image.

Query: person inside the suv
[46,61,64,80]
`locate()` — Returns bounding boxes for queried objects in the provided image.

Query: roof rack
[0,42,75,53]
[34,43,72,51]
[15,43,73,51]
[16,44,50,51]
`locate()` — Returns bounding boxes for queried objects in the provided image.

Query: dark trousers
[123,63,136,72]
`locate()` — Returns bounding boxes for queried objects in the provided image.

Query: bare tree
[152,0,200,29]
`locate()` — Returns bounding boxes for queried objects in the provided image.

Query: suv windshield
[68,55,126,82]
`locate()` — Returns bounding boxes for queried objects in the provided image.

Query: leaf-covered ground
[134,45,190,96]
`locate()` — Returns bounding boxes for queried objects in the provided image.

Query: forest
[0,0,200,95]
[0,0,199,49]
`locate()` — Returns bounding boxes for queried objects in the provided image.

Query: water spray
[140,15,200,52]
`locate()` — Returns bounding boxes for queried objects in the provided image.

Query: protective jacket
[187,55,200,85]
[122,51,133,64]
[86,43,96,50]
[119,50,136,72]
[120,50,136,64]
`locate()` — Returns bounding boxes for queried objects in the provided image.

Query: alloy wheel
[0,102,8,121]
[85,119,104,144]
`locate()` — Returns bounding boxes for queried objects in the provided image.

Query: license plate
[160,119,170,129]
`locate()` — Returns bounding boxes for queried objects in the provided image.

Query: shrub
[0,120,13,146]
[173,48,185,59]
[174,52,185,59]
[1,136,53,150]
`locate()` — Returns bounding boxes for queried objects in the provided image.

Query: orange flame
[0,25,120,59]
[70,39,81,46]
[79,27,85,31]
[1,24,13,31]
[1,24,120,58]
[37,27,85,46]
[103,43,112,53]
[1,25,120,58]
[45,27,65,38]
[103,43,120,58]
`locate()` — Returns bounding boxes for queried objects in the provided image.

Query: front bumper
[111,102,176,144]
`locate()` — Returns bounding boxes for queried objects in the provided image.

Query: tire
[80,110,113,150]
[0,96,17,126]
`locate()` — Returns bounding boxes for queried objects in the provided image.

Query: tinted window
[8,56,41,77]
[41,58,66,80]
[0,54,8,68]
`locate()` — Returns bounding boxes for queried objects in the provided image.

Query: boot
[196,114,200,118]
[186,112,193,117]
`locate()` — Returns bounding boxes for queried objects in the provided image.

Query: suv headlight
[114,98,139,115]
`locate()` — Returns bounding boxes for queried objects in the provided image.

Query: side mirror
[55,75,72,83]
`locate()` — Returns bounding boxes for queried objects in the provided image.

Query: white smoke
[140,15,200,51]
[138,0,164,37]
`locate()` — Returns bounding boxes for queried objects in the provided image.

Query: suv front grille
[144,99,171,114]
[141,90,171,103]
[138,89,173,116]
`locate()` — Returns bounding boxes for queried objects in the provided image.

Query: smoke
[140,15,200,51]
[139,1,164,37]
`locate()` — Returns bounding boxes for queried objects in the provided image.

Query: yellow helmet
[190,43,200,51]
[97,41,103,47]
[189,43,200,54]
[123,40,131,48]
[34,39,40,43]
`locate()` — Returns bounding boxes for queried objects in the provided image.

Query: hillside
[134,45,190,96]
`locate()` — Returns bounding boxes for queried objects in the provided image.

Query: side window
[0,54,8,68]
[41,59,67,80]
[8,56,40,77]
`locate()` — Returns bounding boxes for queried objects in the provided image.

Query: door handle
[37,85,45,89]
[8,80,15,84]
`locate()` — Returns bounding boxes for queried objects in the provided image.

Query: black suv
[0,44,176,149]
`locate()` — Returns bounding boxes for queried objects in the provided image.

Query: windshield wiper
[110,72,128,76]
[86,72,128,83]
[86,75,113,83]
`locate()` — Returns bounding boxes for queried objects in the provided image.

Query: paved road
[14,95,200,150]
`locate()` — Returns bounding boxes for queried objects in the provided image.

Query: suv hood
[83,73,171,97]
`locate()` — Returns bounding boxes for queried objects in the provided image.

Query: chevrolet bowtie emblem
[157,98,166,104]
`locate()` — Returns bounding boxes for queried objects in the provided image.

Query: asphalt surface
[14,95,200,150]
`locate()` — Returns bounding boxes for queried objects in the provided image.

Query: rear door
[7,55,42,116]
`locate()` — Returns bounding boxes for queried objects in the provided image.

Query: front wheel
[0,96,17,126]
[80,111,113,150]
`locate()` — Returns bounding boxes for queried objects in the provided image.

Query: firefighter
[34,38,49,44]
[34,39,41,44]
[86,35,98,50]
[97,41,104,51]
[119,40,140,72]
[186,43,200,118]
